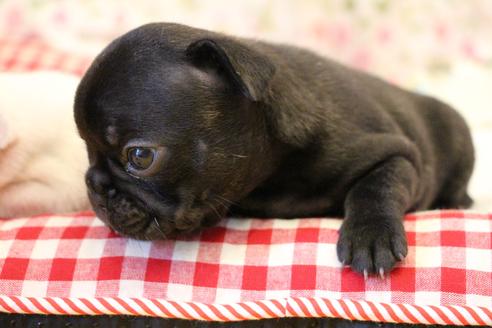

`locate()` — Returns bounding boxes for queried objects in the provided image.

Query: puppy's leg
[337,157,419,276]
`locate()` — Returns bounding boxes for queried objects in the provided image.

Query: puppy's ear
[185,38,275,101]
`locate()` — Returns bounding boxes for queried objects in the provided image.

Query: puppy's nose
[86,168,112,195]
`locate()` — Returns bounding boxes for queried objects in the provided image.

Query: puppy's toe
[373,237,397,276]
[351,245,374,275]
[336,235,352,265]
[391,232,408,261]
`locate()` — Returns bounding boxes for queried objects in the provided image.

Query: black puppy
[74,23,474,276]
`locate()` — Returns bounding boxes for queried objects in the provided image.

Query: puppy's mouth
[88,187,227,240]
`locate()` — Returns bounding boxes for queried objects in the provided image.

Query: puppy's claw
[379,268,385,280]
[397,252,405,262]
[363,269,368,281]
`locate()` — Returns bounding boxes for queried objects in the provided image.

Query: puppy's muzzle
[86,168,114,196]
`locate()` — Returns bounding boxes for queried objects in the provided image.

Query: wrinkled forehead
[75,62,219,149]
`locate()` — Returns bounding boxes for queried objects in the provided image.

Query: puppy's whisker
[212,152,248,159]
[212,193,237,206]
[153,216,166,238]
[210,197,228,211]
[203,200,222,220]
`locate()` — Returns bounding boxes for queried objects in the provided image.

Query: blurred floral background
[1,0,491,128]
[0,0,490,206]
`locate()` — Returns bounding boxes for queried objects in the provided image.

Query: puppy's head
[74,23,277,239]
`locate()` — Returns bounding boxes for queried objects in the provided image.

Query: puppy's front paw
[336,217,408,277]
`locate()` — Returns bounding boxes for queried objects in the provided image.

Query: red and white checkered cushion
[0,38,491,325]
[0,210,490,325]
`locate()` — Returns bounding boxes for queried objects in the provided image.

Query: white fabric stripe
[474,307,492,325]
[228,302,258,320]
[388,304,413,323]
[154,300,187,318]
[36,298,63,315]
[439,306,462,324]
[138,299,165,317]
[344,300,368,321]
[331,300,350,320]
[69,299,97,315]
[299,297,319,317]
[89,298,117,315]
[213,303,246,320]
[313,298,336,317]
[259,300,285,317]
[103,298,129,314]
[418,305,447,325]
[371,302,396,323]
[50,298,77,315]
[401,304,430,325]
[244,301,274,318]
[286,298,304,317]
[178,302,205,320]
[1,297,24,314]
[18,298,41,314]
[450,305,477,325]
[358,301,379,322]
[193,302,225,321]
[119,298,148,316]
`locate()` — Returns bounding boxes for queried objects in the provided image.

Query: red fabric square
[295,228,319,243]
[391,267,416,292]
[61,226,89,239]
[441,267,466,294]
[242,266,268,290]
[49,259,76,281]
[0,258,29,279]
[193,262,219,287]
[341,267,365,292]
[97,257,124,280]
[406,231,416,246]
[144,259,171,283]
[440,211,465,219]
[441,230,466,247]
[291,265,317,290]
[16,226,43,240]
[247,229,272,244]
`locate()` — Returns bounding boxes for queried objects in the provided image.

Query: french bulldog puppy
[0,72,89,217]
[74,23,474,276]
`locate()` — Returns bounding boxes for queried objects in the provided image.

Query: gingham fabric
[0,38,91,75]
[1,39,491,325]
[0,210,490,325]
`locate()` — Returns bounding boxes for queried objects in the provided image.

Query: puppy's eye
[127,147,156,170]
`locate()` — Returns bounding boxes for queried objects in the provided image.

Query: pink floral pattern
[0,1,491,81]
[1,0,491,128]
